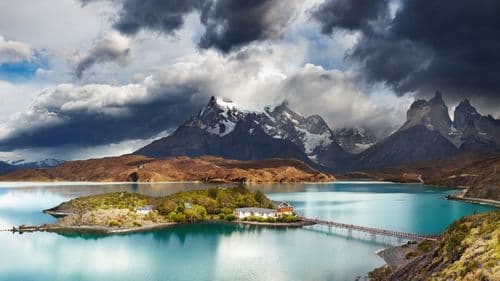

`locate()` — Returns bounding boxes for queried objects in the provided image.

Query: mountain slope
[135,96,350,169]
[350,92,499,171]
[353,125,458,170]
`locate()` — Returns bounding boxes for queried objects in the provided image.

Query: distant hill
[347,152,500,201]
[0,155,334,183]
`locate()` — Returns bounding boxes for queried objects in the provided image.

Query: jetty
[299,217,438,241]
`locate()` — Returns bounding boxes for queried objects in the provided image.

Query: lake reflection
[0,182,496,281]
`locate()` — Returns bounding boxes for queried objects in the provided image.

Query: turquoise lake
[0,182,495,281]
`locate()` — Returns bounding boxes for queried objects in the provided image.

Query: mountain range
[0,159,65,175]
[135,93,499,172]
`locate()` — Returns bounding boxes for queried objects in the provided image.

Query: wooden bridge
[299,217,438,241]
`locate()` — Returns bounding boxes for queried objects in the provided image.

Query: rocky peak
[452,99,500,149]
[400,91,452,135]
[334,127,377,154]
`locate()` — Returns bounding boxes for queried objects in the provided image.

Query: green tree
[253,190,264,207]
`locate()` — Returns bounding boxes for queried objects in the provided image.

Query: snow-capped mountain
[135,96,349,169]
[333,127,377,154]
[0,158,65,175]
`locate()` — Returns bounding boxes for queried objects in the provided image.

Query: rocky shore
[368,211,499,281]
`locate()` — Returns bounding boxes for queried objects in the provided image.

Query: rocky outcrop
[399,91,452,137]
[0,155,335,183]
[454,99,500,150]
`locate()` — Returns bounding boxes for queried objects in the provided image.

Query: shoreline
[445,189,500,208]
[237,220,315,227]
[10,219,314,235]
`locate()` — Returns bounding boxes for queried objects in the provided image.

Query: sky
[0,0,498,162]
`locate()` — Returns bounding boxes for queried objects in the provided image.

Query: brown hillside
[346,152,500,201]
[0,155,334,183]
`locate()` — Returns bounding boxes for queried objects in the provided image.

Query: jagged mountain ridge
[135,93,498,172]
[135,96,350,169]
[354,92,499,170]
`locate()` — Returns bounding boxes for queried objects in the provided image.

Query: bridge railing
[298,216,437,241]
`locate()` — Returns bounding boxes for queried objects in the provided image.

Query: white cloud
[0,44,411,155]
[0,35,32,64]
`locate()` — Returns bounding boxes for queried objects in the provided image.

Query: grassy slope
[382,211,500,281]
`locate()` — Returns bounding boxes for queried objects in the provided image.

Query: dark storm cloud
[198,0,297,53]
[82,0,297,53]
[112,0,204,35]
[0,83,207,150]
[314,0,500,103]
[313,0,388,33]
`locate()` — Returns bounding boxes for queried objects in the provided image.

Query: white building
[136,205,154,215]
[233,207,277,219]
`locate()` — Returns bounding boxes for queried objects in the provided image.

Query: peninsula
[20,186,302,234]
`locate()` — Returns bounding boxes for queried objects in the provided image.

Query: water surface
[0,182,495,281]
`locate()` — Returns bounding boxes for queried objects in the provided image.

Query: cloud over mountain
[313,0,500,106]
[82,0,299,53]
[0,46,408,151]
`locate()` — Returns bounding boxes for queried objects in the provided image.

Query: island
[14,186,305,234]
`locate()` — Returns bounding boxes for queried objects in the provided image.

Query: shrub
[207,188,218,199]
[417,241,432,252]
[184,205,207,222]
[256,217,267,223]
[108,220,121,227]
[167,211,186,223]
[266,217,276,223]
[218,213,226,220]
[254,190,264,205]
[220,207,233,215]
[405,252,417,259]
[156,200,178,215]
[225,214,236,221]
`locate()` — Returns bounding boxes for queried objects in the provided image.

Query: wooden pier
[299,217,438,241]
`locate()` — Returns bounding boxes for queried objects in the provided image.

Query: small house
[136,205,154,215]
[277,202,293,216]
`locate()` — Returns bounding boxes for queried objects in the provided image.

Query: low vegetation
[241,214,299,223]
[374,210,500,281]
[49,187,284,230]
